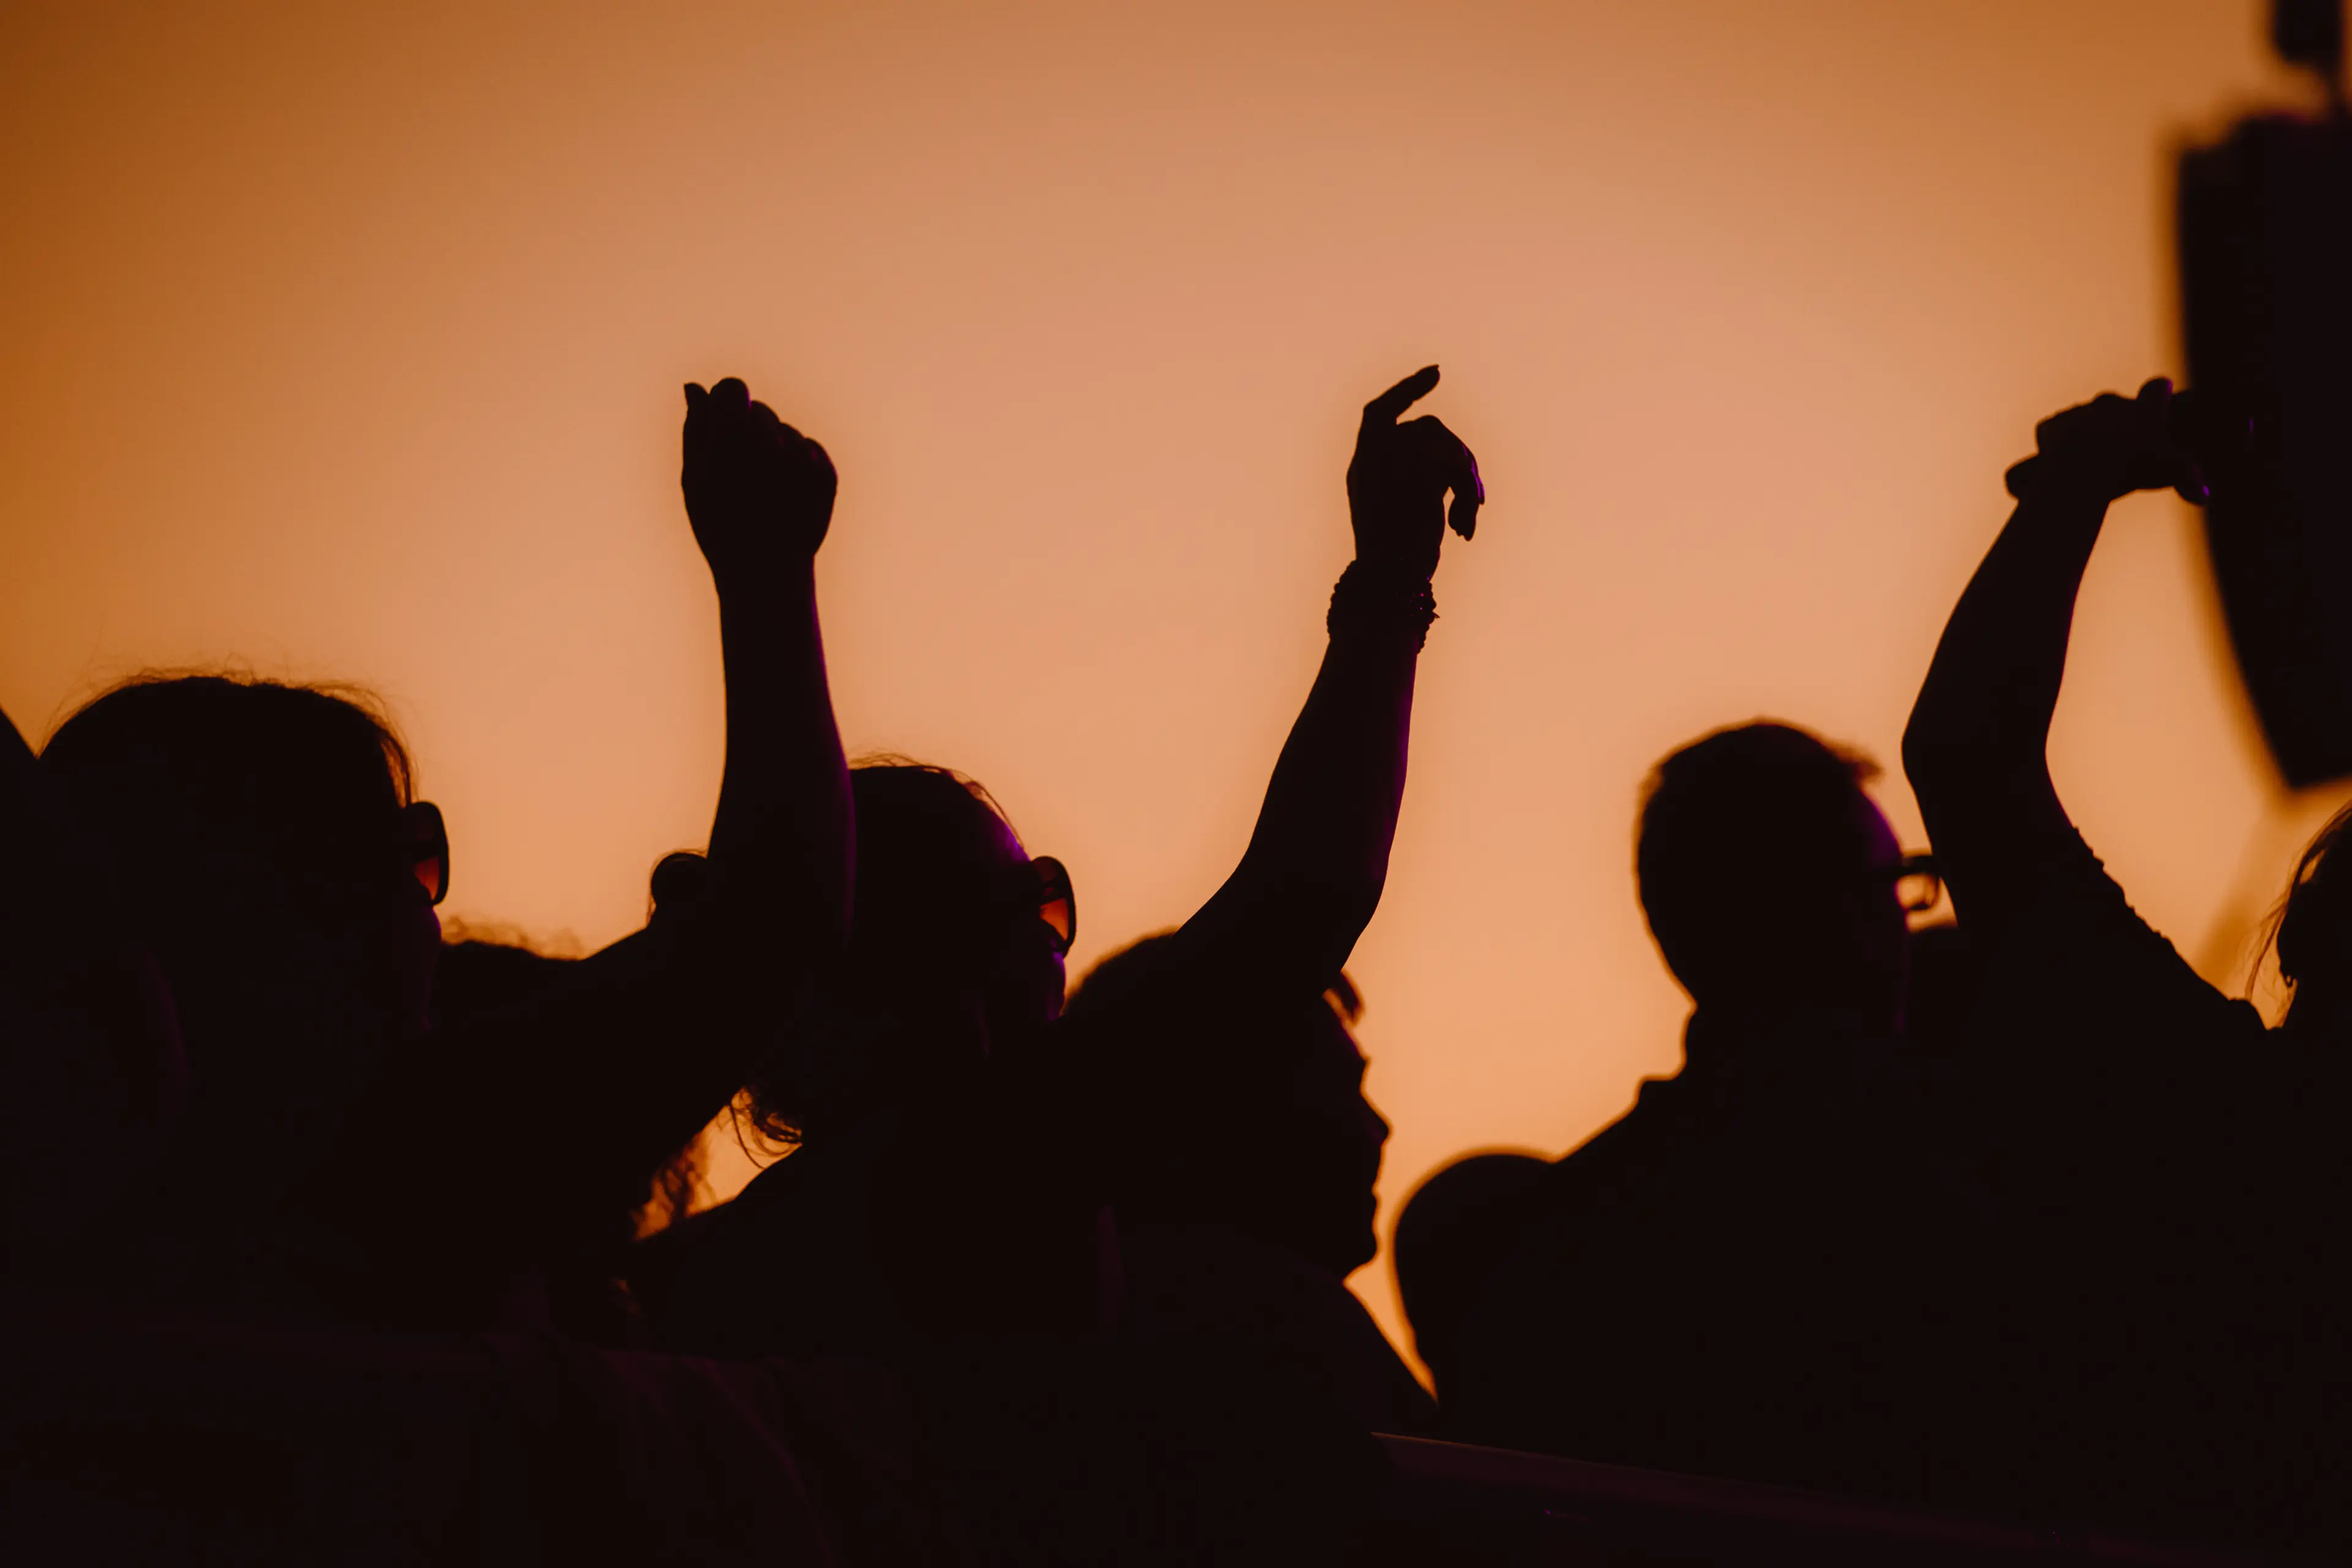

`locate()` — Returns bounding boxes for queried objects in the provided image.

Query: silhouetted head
[744,758,1069,1136]
[1636,721,1909,1038]
[2273,801,2352,1035]
[40,675,443,1119]
[1393,1150,1548,1375]
[1065,934,1390,1278]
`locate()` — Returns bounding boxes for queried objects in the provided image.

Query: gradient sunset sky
[4,0,2336,1365]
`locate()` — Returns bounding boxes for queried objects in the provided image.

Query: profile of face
[845,764,1070,1066]
[1252,993,1392,1277]
[2274,802,2352,1033]
[41,677,445,1110]
[1639,722,1917,1038]
[1814,794,1912,1035]
[376,802,450,1032]
[1161,988,1391,1279]
[1068,938,1390,1277]
[142,780,444,1047]
[967,812,1072,1043]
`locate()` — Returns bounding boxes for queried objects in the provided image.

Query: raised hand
[2006,377,2208,507]
[1346,366,1484,579]
[682,379,839,588]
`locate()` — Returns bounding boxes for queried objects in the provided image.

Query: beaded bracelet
[1327,560,1438,649]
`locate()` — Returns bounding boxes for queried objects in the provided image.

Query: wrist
[711,552,817,605]
[2028,453,2129,508]
[1329,559,1436,649]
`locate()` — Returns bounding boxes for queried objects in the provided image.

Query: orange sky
[3,0,2338,1367]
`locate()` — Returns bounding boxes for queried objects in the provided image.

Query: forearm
[1182,586,1422,994]
[372,564,857,1255]
[1903,480,2111,825]
[1169,366,1474,998]
[706,560,854,959]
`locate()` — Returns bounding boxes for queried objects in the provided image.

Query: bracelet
[1327,560,1437,649]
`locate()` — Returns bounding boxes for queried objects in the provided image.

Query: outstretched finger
[1360,366,1441,436]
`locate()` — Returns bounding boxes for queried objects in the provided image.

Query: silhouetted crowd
[6,371,2347,1563]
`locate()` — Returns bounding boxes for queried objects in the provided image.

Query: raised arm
[339,380,853,1277]
[514,377,854,1167]
[681,376,854,967]
[1175,367,1484,998]
[1904,379,2190,857]
[1901,378,2242,1036]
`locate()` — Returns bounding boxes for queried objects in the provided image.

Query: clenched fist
[682,378,838,587]
[2015,377,2208,507]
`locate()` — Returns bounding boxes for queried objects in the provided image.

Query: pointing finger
[1360,366,1441,436]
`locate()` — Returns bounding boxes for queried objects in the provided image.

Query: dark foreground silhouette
[627,368,1480,1385]
[1397,380,2352,1554]
[1398,721,1998,1504]
[11,379,855,1334]
[9,363,2352,1562]
[1899,377,2352,1541]
[1064,935,1436,1434]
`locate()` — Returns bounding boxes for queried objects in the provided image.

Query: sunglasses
[1892,852,1940,916]
[402,800,450,907]
[1025,854,1076,956]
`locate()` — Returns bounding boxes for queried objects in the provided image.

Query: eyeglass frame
[1892,851,1940,916]
[403,800,451,907]
[1025,854,1076,956]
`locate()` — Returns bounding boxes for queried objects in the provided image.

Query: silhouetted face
[1836,796,1912,1036]
[846,767,1068,1076]
[43,684,445,1101]
[179,799,445,1044]
[1272,1001,1392,1276]
[1706,788,1910,1035]
[969,814,1071,1044]
[1188,995,1392,1278]
[388,837,447,1033]
[1638,726,1914,1038]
